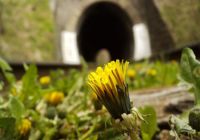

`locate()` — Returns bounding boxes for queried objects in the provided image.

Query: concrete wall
[53,0,174,63]
[55,0,135,32]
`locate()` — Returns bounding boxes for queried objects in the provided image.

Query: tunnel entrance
[77,2,134,62]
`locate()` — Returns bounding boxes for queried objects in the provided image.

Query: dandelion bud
[189,107,200,131]
[45,91,64,105]
[39,76,51,85]
[18,119,32,136]
[127,69,136,80]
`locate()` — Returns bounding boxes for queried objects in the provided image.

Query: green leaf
[0,81,3,91]
[22,65,38,94]
[4,72,15,85]
[169,115,195,134]
[21,65,39,107]
[0,117,16,140]
[0,58,12,71]
[141,133,150,140]
[0,58,16,85]
[180,48,200,104]
[139,106,158,140]
[8,96,25,120]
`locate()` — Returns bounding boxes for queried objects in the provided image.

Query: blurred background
[0,0,199,64]
[1,1,200,139]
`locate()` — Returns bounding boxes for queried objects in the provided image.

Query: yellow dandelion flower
[39,76,51,85]
[146,69,157,76]
[87,60,131,119]
[127,69,136,79]
[171,60,177,64]
[18,119,32,136]
[45,91,64,105]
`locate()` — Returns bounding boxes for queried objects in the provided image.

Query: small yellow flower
[45,91,64,105]
[147,69,157,76]
[88,60,131,119]
[18,119,32,136]
[127,69,136,79]
[171,60,177,64]
[39,76,51,85]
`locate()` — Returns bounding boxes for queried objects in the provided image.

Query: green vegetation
[0,0,55,62]
[140,106,158,140]
[3,49,200,139]
[157,0,200,46]
[169,48,200,139]
[0,59,159,140]
[127,60,179,90]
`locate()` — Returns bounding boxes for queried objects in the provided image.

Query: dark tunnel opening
[77,2,134,62]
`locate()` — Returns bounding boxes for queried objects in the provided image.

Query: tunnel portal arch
[77,1,134,62]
